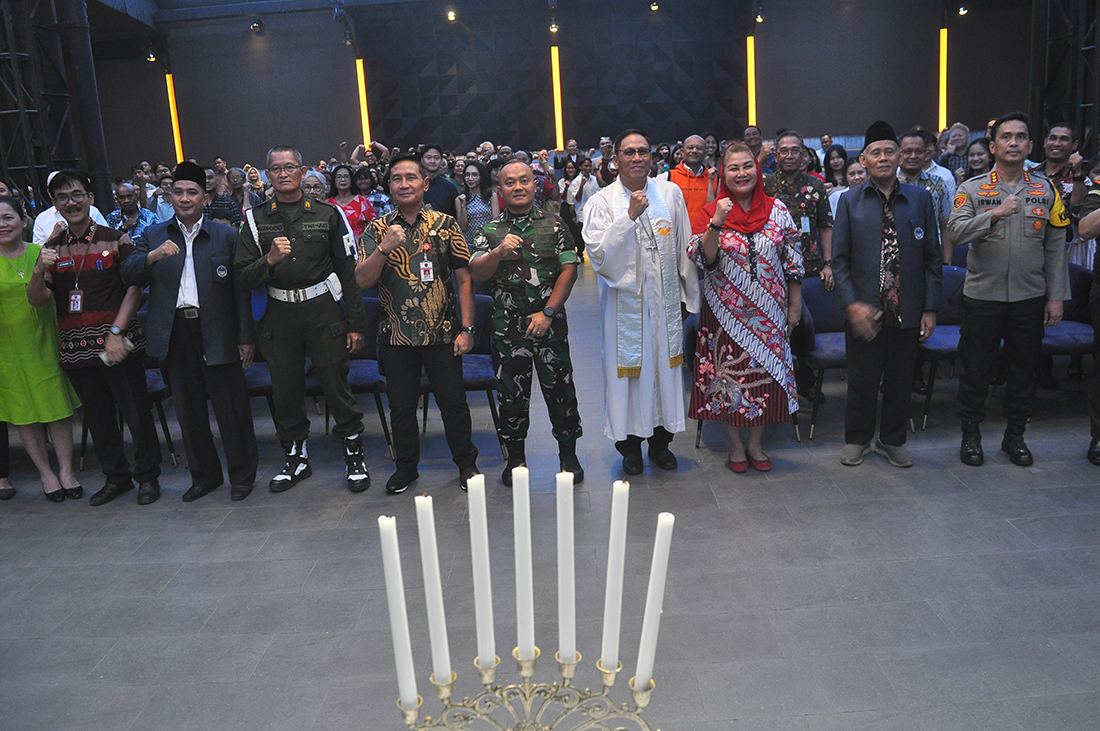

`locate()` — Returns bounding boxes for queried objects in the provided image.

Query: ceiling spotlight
[650,2,659,9]
[146,44,156,62]
[755,11,764,22]
[958,5,968,14]
[447,9,456,21]
[250,19,263,34]
[343,27,352,45]
[550,15,558,32]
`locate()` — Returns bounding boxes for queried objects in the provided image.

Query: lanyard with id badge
[65,223,97,314]
[419,236,434,282]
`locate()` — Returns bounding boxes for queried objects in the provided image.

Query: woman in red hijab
[688,143,804,473]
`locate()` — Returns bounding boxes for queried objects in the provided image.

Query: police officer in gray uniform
[236,145,370,493]
[947,113,1071,467]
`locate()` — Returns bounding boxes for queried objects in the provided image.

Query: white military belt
[267,282,328,303]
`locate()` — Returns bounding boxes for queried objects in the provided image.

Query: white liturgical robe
[583,177,701,441]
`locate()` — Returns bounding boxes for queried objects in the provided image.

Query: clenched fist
[627,190,650,221]
[496,233,523,259]
[267,236,292,266]
[35,246,58,275]
[711,198,734,228]
[991,194,1022,222]
[379,225,406,254]
[150,240,180,264]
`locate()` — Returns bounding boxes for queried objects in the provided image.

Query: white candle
[378,516,418,708]
[466,474,496,668]
[600,480,630,670]
[414,495,451,685]
[556,471,576,663]
[634,512,675,690]
[512,466,536,660]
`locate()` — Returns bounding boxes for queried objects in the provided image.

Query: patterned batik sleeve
[775,202,804,281]
[445,218,472,269]
[359,218,383,263]
[815,179,834,228]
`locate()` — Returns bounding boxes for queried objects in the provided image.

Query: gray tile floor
[2,264,1099,730]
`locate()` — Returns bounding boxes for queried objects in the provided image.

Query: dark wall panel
[96,58,176,175]
[948,3,1032,132]
[165,10,362,169]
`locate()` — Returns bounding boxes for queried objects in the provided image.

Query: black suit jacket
[831,181,943,328]
[123,217,256,365]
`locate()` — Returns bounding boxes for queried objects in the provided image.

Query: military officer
[236,145,370,493]
[469,160,584,485]
[947,113,1071,467]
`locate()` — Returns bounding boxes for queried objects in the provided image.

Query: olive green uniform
[236,196,366,441]
[471,207,582,444]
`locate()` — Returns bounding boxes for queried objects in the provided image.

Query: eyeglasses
[618,148,651,159]
[267,165,301,176]
[302,184,325,192]
[899,149,924,157]
[776,147,802,158]
[54,191,88,205]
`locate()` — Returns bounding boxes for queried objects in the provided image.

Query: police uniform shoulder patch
[1049,188,1070,228]
[953,192,967,210]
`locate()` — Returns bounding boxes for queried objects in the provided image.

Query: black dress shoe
[622,453,644,475]
[459,465,481,492]
[385,471,418,495]
[62,485,83,500]
[181,483,216,503]
[0,485,15,501]
[1088,438,1100,466]
[89,480,134,506]
[230,484,253,501]
[648,447,679,471]
[912,378,930,395]
[44,488,65,503]
[138,481,161,505]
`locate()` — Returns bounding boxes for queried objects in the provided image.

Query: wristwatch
[461,325,475,335]
[542,306,556,318]
[109,325,123,336]
[706,221,722,232]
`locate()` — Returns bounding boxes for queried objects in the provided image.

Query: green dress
[0,243,80,424]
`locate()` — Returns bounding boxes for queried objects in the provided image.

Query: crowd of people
[1,110,1098,506]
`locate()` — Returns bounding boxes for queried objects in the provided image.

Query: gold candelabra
[396,648,659,731]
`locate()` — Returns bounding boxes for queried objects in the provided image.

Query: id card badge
[68,289,84,314]
[419,260,435,282]
[801,216,811,234]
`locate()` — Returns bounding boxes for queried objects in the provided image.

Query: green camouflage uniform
[470,207,582,444]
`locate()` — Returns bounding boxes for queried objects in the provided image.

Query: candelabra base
[399,657,657,731]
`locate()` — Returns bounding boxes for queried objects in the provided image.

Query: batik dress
[688,200,803,425]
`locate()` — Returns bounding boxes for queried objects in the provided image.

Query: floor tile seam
[149,564,185,598]
[80,636,123,682]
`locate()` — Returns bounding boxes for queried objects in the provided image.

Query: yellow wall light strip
[551,46,564,151]
[938,27,948,131]
[746,36,757,127]
[356,57,373,147]
[165,73,184,163]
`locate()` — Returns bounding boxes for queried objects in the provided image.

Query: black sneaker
[459,465,481,492]
[559,452,585,484]
[344,435,370,493]
[270,440,311,493]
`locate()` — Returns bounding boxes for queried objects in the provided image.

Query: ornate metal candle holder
[397,647,659,731]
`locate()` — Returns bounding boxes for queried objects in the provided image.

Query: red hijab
[692,152,774,235]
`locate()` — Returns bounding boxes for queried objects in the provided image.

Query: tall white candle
[512,466,536,660]
[466,474,496,668]
[556,472,576,663]
[414,495,451,684]
[378,516,418,708]
[600,480,630,670]
[634,512,675,690]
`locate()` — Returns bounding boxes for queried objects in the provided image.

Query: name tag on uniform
[56,257,75,270]
[68,289,84,314]
[420,260,434,282]
[801,216,811,234]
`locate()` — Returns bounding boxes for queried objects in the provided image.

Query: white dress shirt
[175,216,202,309]
[32,205,109,244]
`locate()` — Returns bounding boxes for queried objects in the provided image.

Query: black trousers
[844,325,919,446]
[0,422,8,479]
[67,356,162,485]
[165,312,258,489]
[1089,285,1100,439]
[956,295,1045,423]
[790,301,815,385]
[258,296,363,442]
[380,342,478,476]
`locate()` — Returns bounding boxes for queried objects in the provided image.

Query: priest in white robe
[582,129,701,475]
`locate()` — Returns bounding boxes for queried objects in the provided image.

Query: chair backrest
[936,265,967,326]
[472,294,493,354]
[951,244,969,268]
[1065,263,1094,324]
[801,276,848,333]
[359,296,381,360]
[683,312,700,358]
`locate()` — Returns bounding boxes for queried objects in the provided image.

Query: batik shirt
[763,171,832,274]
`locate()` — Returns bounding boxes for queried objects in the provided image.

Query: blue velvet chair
[918,265,966,429]
[801,276,850,439]
[1041,264,1094,359]
[346,296,396,461]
